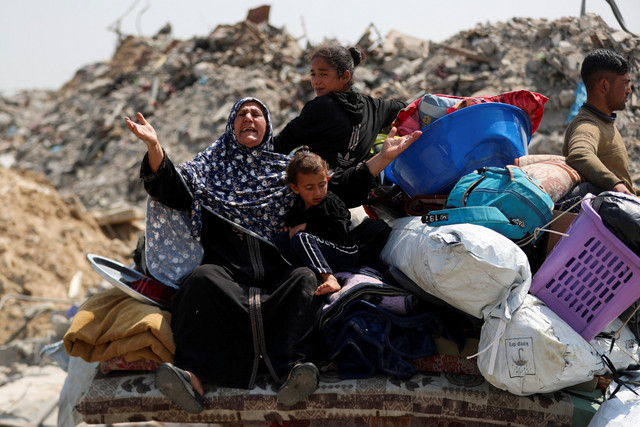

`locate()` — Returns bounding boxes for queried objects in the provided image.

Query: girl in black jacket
[274,44,421,207]
[275,147,359,295]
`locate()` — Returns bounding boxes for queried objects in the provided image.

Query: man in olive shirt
[563,49,638,197]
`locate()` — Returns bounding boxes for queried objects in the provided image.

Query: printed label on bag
[509,218,525,228]
[422,213,448,224]
[505,337,536,377]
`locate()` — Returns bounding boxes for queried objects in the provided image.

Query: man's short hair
[581,49,630,88]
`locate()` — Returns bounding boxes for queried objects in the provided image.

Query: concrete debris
[0,365,67,426]
[0,13,638,214]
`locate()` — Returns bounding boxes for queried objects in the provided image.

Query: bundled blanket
[63,288,175,364]
[320,269,465,379]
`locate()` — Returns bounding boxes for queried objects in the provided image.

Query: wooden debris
[91,206,144,226]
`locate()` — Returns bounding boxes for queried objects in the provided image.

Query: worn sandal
[277,362,319,406]
[155,362,204,414]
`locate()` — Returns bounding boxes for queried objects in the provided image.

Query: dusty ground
[0,166,135,344]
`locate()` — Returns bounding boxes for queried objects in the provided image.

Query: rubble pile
[0,166,131,344]
[1,11,639,214]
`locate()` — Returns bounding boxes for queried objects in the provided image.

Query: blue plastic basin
[385,103,531,196]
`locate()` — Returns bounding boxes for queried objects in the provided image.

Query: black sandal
[277,362,319,406]
[155,362,204,414]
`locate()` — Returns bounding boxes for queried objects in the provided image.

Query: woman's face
[234,101,267,148]
[310,57,351,96]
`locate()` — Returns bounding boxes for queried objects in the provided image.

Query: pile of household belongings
[63,90,640,419]
[370,90,640,397]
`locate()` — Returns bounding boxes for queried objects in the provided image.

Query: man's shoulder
[570,107,598,123]
[566,108,604,135]
[563,109,600,154]
[570,105,616,127]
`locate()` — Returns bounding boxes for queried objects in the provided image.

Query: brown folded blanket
[63,288,175,364]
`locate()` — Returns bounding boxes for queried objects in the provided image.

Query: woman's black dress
[143,154,324,389]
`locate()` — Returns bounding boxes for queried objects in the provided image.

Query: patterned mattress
[76,369,578,426]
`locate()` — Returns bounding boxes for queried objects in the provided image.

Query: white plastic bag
[590,317,640,373]
[588,371,640,427]
[478,294,604,396]
[381,217,530,320]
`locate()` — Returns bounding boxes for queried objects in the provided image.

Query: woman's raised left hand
[379,127,422,162]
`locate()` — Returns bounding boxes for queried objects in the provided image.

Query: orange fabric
[63,288,175,364]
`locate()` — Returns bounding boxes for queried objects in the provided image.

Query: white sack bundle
[381,217,530,320]
[590,317,640,373]
[478,294,604,396]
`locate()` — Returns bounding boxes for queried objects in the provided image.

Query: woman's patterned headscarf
[176,97,293,242]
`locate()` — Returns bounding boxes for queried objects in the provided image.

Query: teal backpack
[422,166,554,243]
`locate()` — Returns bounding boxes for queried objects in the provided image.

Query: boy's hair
[285,146,330,185]
[581,49,630,89]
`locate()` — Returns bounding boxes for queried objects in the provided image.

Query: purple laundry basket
[530,197,640,342]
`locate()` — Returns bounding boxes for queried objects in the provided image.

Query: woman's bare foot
[155,363,203,414]
[315,274,341,295]
[188,371,204,396]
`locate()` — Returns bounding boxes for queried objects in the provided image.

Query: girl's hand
[365,127,422,176]
[380,127,422,162]
[288,223,306,239]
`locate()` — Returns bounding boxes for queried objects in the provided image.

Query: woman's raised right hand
[125,112,164,172]
[125,112,160,149]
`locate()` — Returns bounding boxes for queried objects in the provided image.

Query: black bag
[592,191,640,256]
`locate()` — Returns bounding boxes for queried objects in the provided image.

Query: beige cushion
[514,155,582,203]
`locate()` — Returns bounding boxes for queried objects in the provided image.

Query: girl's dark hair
[309,45,365,90]
[285,146,330,185]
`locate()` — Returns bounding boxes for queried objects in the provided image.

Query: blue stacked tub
[385,103,532,196]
